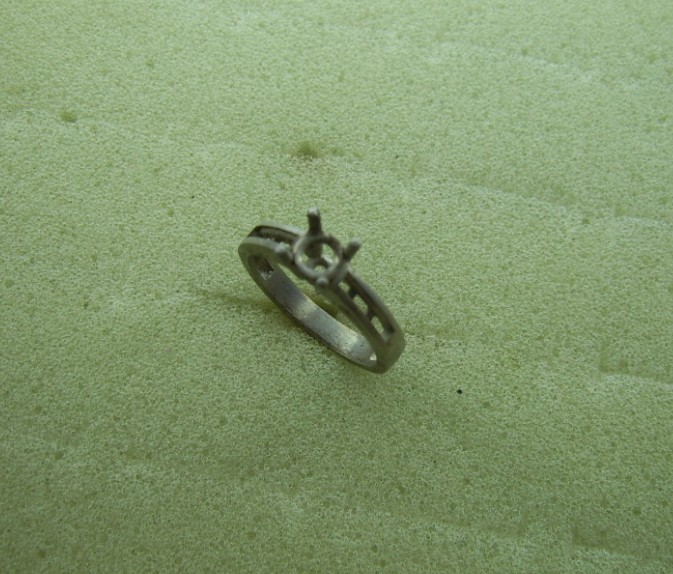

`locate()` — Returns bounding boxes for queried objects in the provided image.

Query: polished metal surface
[238,208,405,373]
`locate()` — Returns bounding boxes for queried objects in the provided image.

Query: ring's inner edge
[248,254,377,367]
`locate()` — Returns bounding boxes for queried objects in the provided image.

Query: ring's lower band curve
[238,222,405,373]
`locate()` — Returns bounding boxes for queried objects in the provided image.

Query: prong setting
[288,208,361,288]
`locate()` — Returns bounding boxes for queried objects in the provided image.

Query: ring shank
[238,225,404,373]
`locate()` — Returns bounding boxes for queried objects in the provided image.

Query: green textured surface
[2,1,673,572]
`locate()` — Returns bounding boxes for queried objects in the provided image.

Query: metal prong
[307,207,322,236]
[343,238,362,262]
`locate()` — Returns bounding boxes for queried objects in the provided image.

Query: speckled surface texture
[2,1,673,572]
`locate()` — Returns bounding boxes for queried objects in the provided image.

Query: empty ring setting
[238,208,405,373]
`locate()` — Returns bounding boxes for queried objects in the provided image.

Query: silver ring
[238,208,405,373]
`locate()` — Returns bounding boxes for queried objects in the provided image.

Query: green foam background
[2,1,673,572]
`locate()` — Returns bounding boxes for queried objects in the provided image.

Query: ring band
[238,208,405,373]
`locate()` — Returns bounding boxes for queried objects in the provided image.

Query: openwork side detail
[340,276,394,340]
